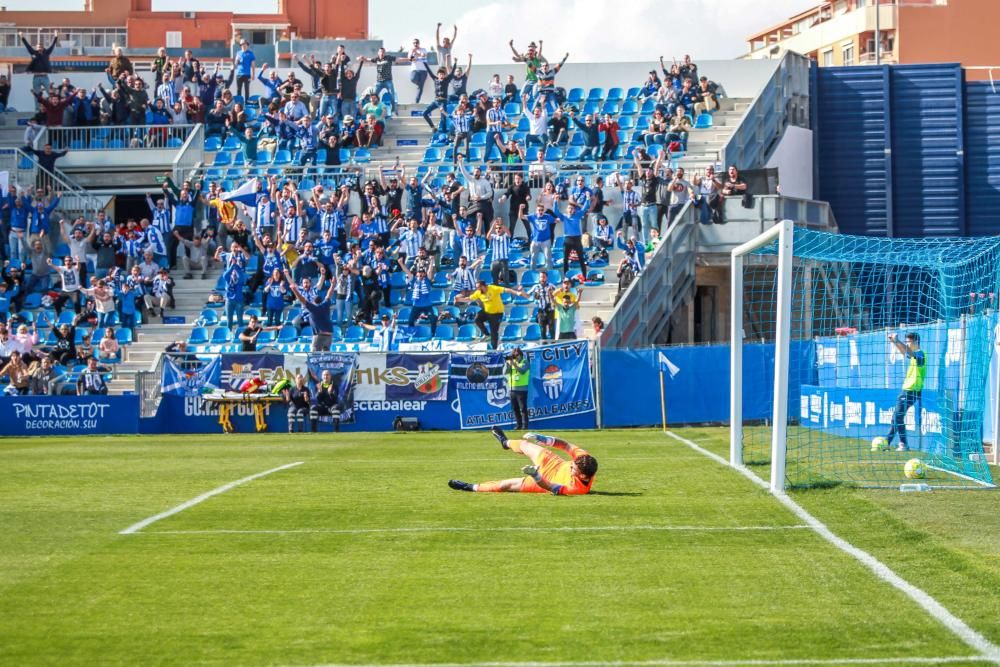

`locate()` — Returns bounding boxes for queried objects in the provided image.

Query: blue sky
[9,0,816,62]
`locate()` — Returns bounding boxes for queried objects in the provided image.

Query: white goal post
[730,219,795,493]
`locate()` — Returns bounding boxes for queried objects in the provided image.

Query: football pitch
[2,428,1000,666]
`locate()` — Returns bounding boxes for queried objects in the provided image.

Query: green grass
[1,428,999,665]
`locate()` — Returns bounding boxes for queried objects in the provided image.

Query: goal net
[731,221,1000,490]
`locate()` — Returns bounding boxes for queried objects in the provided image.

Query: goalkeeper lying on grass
[449,427,598,495]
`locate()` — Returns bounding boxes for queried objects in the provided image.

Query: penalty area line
[118,461,304,535]
[140,524,811,536]
[301,654,990,666]
[664,430,1000,666]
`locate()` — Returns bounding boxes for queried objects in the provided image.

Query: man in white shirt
[457,155,495,223]
[408,38,429,104]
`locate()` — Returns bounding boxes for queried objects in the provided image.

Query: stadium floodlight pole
[730,219,795,492]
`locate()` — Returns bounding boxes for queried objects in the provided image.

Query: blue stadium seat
[635,115,650,131]
[256,330,277,346]
[396,306,412,323]
[424,148,441,164]
[640,98,656,114]
[277,325,298,343]
[432,272,450,289]
[344,325,365,343]
[187,326,209,345]
[210,327,232,344]
[520,270,539,288]
[467,147,483,162]
[606,87,624,102]
[501,325,522,342]
[222,136,241,151]
[410,325,432,343]
[618,116,634,130]
[257,150,273,163]
[601,100,621,115]
[586,268,605,283]
[522,323,542,342]
[517,117,530,132]
[212,151,232,167]
[354,148,371,163]
[586,87,605,101]
[564,146,584,161]
[583,101,600,116]
[204,136,222,151]
[456,323,478,342]
[116,329,133,346]
[437,305,460,323]
[569,132,585,147]
[508,306,529,324]
[272,149,292,166]
[695,113,714,129]
[567,88,585,104]
[470,132,487,147]
[544,146,563,161]
[504,102,521,116]
[435,325,456,341]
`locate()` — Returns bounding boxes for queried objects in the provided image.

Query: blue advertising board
[0,395,140,436]
[799,384,944,454]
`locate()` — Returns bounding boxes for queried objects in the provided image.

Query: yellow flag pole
[660,369,667,432]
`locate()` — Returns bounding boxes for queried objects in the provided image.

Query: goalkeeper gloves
[522,464,542,482]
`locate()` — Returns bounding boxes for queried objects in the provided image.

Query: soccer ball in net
[904,459,926,480]
[870,436,889,452]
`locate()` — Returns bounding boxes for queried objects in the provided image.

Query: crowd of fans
[0,28,749,396]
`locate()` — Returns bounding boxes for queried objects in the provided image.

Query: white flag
[658,351,680,379]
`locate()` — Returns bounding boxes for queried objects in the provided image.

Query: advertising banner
[799,384,944,453]
[452,341,595,429]
[354,353,450,402]
[306,352,358,423]
[0,395,140,436]
[161,356,221,396]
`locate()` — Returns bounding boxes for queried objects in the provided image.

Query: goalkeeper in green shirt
[885,331,925,452]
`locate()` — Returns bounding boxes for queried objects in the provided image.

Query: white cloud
[407,0,814,64]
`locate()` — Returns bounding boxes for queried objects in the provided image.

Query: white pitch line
[144,524,810,536]
[664,430,1000,666]
[118,461,304,535]
[302,655,989,667]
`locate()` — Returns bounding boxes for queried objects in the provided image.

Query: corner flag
[658,351,680,378]
[221,178,260,207]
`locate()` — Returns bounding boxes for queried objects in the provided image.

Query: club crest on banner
[487,383,510,408]
[414,361,443,395]
[542,364,563,400]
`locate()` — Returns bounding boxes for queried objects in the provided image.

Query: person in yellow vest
[504,346,530,429]
[454,279,519,349]
[885,331,925,452]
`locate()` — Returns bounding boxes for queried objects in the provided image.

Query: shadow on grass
[589,491,644,497]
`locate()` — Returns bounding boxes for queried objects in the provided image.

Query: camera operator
[504,347,530,430]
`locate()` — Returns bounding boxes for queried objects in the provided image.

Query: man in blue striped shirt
[451,99,475,163]
[485,97,509,158]
[393,218,424,264]
[460,217,483,264]
[449,254,483,299]
[398,259,438,336]
[487,218,512,285]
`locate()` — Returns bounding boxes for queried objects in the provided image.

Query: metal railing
[722,51,811,170]
[2,147,107,218]
[36,124,200,152]
[600,202,698,350]
[135,353,165,418]
[171,124,205,185]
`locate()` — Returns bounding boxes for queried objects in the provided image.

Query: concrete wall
[766,125,814,200]
[5,57,780,112]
